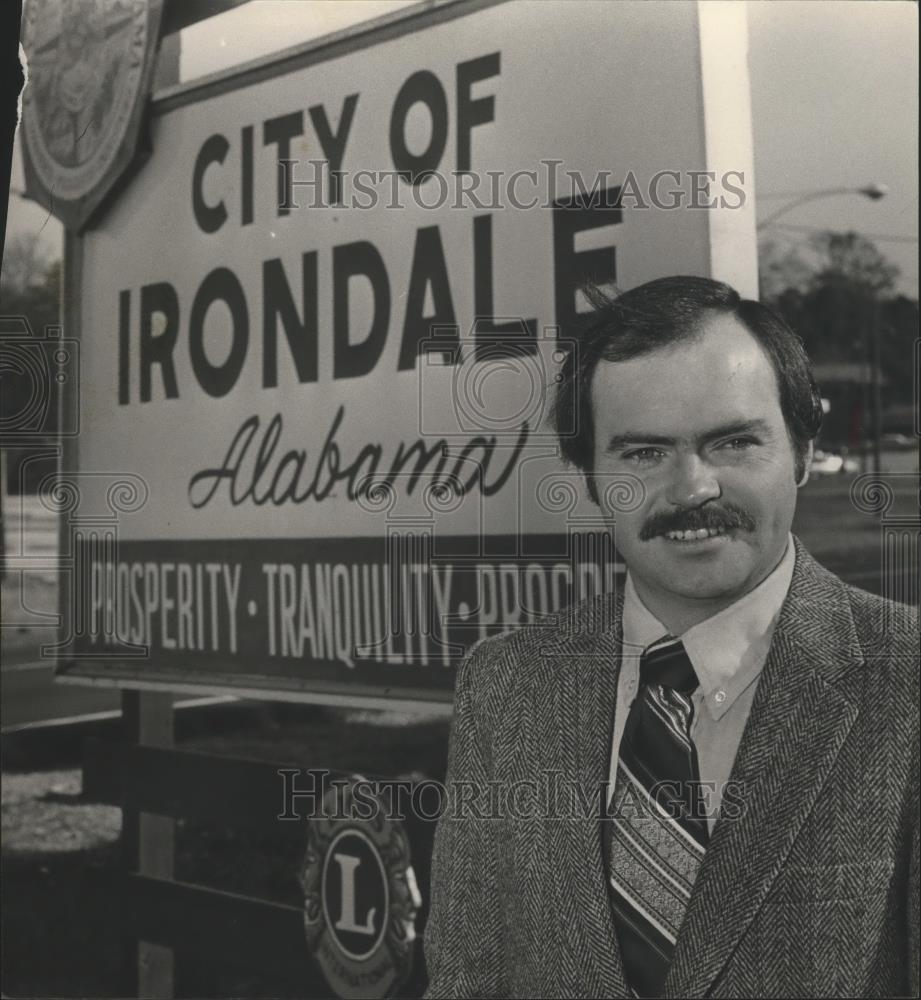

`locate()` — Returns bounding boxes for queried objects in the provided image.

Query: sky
[6,0,918,296]
[747,0,917,295]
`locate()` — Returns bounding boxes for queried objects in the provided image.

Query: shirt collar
[622,534,796,721]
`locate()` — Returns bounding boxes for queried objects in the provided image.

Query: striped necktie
[603,636,709,998]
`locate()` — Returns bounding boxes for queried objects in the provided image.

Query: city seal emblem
[300,778,422,999]
[20,0,165,231]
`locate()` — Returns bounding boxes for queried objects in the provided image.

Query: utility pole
[871,295,883,475]
[860,299,871,474]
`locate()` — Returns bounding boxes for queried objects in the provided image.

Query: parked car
[810,449,860,475]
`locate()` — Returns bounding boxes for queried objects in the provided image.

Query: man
[423,276,919,998]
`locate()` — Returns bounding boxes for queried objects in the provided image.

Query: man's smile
[660,526,733,543]
[638,505,756,542]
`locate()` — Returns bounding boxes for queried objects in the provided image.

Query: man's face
[590,311,808,614]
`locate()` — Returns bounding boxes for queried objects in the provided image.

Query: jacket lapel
[663,539,864,997]
[551,585,631,997]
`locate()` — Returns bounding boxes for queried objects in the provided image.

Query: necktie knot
[640,637,699,695]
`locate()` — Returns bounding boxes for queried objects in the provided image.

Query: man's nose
[664,454,721,508]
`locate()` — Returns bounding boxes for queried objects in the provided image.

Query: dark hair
[551,275,823,504]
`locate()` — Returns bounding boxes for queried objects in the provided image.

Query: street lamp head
[859,183,888,201]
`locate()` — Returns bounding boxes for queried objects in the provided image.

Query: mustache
[640,502,756,540]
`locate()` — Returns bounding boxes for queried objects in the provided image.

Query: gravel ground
[2,768,121,855]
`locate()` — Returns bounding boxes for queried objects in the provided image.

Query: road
[2,473,916,730]
[1,640,233,731]
[2,652,122,731]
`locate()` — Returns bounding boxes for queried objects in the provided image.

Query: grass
[1,570,58,654]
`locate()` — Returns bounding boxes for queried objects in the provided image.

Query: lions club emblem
[300,780,422,999]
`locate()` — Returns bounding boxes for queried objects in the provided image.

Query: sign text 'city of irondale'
[114,52,627,509]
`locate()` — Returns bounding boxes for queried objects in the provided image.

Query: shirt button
[715,690,726,704]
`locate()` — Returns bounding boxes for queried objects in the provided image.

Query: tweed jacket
[423,537,920,998]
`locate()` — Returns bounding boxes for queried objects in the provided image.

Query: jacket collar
[553,535,864,997]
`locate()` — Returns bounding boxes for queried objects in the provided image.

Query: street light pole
[757,183,888,230]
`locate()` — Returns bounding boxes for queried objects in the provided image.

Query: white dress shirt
[608,534,797,831]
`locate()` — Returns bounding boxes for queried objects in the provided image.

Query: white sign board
[61,0,756,703]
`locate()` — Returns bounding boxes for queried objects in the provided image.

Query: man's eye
[721,437,756,450]
[623,448,663,462]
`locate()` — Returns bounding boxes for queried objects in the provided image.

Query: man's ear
[796,441,814,488]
